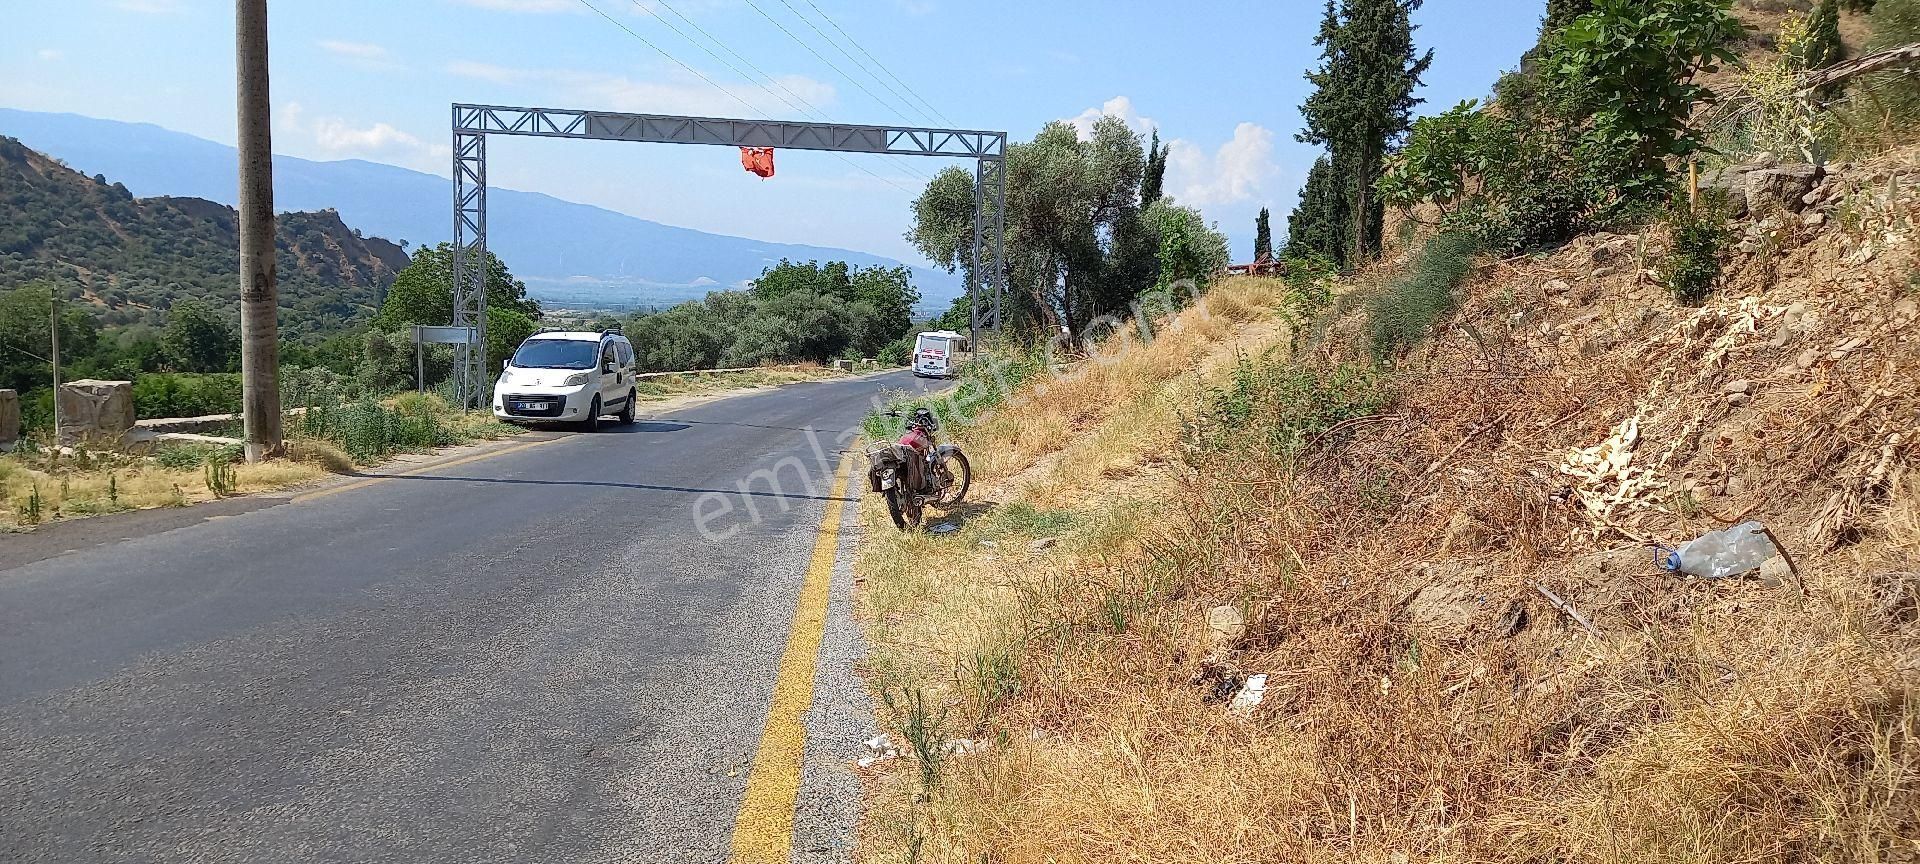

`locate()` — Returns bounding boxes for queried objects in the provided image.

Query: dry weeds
[853,153,1920,863]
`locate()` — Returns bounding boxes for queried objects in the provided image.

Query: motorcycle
[865,407,972,530]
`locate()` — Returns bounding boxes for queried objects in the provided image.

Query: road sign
[414,325,478,345]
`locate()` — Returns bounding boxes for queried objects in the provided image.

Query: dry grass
[852,156,1920,863]
[0,447,330,530]
[633,364,843,402]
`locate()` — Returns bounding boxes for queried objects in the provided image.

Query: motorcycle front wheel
[931,451,971,509]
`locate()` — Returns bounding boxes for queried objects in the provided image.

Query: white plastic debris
[942,738,988,756]
[857,734,901,769]
[929,521,959,535]
[1228,673,1269,715]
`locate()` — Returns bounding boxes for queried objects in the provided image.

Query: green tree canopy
[1141,129,1168,206]
[160,298,239,373]
[1298,0,1434,265]
[726,290,855,366]
[1550,0,1743,206]
[1254,207,1274,260]
[1286,156,1352,263]
[0,283,98,395]
[911,117,1158,333]
[373,243,540,330]
[1146,200,1231,294]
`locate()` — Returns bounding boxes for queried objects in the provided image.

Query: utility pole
[49,286,60,436]
[235,0,283,461]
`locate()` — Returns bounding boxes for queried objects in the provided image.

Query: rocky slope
[850,147,1920,863]
[0,136,408,337]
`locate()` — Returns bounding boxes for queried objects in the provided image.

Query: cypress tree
[1542,0,1594,35]
[1254,207,1273,261]
[1298,0,1433,264]
[1285,156,1349,264]
[1141,129,1168,206]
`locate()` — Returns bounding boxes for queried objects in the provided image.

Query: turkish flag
[739,147,775,178]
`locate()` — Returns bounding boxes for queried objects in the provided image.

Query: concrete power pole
[49,287,60,436]
[235,0,283,461]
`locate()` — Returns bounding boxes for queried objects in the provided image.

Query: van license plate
[513,402,538,411]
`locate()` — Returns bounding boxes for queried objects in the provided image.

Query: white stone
[1759,555,1793,588]
[1207,605,1246,643]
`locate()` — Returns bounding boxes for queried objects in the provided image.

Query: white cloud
[318,40,402,71]
[447,60,837,117]
[319,40,388,60]
[1164,122,1280,207]
[36,49,63,62]
[113,0,184,13]
[276,101,449,173]
[1066,95,1154,140]
[1065,97,1280,206]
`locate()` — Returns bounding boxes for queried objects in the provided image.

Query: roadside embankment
[851,152,1920,862]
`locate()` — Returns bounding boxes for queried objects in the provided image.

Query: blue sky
[3,0,1545,266]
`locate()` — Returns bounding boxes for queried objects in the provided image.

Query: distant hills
[0,108,959,311]
[0,135,407,339]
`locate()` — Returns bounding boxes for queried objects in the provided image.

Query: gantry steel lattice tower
[451,103,1008,409]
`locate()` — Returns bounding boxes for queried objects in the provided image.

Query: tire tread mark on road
[727,455,852,863]
[289,436,566,504]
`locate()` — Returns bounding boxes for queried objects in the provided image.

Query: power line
[630,0,933,181]
[737,0,927,127]
[572,0,922,193]
[575,0,765,118]
[772,0,940,127]
[800,0,959,128]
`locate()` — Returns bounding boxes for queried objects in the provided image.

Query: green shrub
[1366,232,1481,359]
[1282,254,1337,316]
[879,333,916,367]
[153,442,242,470]
[1660,194,1731,303]
[862,346,1048,441]
[1190,354,1389,463]
[301,396,453,462]
[133,373,242,419]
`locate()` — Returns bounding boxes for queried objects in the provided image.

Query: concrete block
[0,389,18,451]
[57,379,135,447]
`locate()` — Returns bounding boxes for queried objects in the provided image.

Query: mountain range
[0,135,407,339]
[0,108,958,312]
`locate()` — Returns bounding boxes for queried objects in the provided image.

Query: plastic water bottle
[1662,521,1779,579]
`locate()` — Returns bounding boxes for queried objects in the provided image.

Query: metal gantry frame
[451,103,1008,408]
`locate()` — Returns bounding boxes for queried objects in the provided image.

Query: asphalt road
[0,370,936,864]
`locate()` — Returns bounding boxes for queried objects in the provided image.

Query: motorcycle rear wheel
[931,451,971,509]
[884,489,917,530]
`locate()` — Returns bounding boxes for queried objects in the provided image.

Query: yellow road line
[289,436,565,504]
[728,456,852,864]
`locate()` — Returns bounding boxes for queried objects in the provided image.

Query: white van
[492,330,638,430]
[912,330,969,379]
